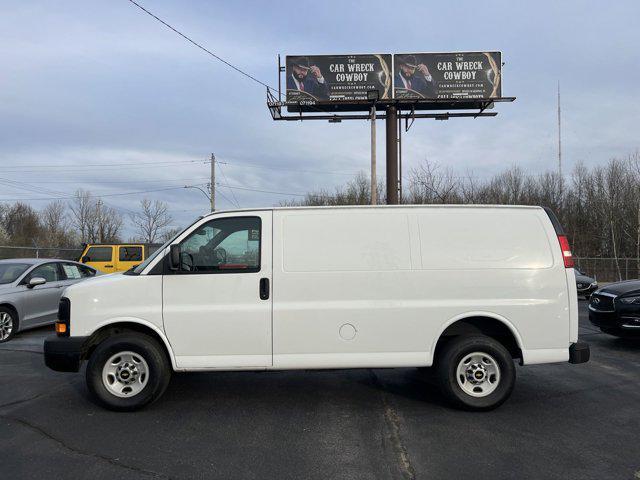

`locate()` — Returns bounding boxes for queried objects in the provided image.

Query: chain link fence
[574,257,640,283]
[0,245,83,261]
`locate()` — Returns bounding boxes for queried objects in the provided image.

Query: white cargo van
[44,205,589,411]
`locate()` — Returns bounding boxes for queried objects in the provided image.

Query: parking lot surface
[1,301,639,480]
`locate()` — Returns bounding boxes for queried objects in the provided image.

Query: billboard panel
[286,54,392,105]
[394,51,501,100]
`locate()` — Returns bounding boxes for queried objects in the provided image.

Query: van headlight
[618,296,640,305]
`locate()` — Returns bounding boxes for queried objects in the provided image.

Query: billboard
[286,54,392,105]
[394,51,502,100]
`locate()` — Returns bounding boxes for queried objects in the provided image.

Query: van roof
[200,204,544,218]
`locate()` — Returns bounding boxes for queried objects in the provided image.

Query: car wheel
[0,307,18,343]
[436,335,516,411]
[86,332,171,411]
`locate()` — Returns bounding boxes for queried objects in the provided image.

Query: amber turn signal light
[55,322,67,335]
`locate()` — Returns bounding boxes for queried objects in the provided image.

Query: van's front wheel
[436,335,515,411]
[86,333,171,411]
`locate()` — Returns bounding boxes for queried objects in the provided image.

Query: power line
[216,182,307,197]
[218,160,361,177]
[215,161,241,208]
[0,177,141,216]
[215,188,237,208]
[0,159,202,171]
[126,0,277,93]
[0,184,207,202]
[4,177,211,184]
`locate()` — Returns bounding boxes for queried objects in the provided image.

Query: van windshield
[128,222,194,275]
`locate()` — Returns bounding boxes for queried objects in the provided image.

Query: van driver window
[178,217,261,273]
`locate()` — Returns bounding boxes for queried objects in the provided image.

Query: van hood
[64,272,124,294]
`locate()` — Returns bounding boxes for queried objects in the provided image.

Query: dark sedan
[575,268,598,299]
[589,280,640,338]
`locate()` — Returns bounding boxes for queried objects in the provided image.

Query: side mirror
[169,245,181,271]
[81,256,89,263]
[28,277,46,288]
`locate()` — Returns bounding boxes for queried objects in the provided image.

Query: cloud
[0,0,638,237]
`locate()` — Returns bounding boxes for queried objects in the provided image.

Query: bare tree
[2,202,41,246]
[69,189,97,243]
[40,201,74,247]
[160,226,183,243]
[130,198,173,243]
[96,201,123,243]
[69,190,122,243]
[407,161,461,204]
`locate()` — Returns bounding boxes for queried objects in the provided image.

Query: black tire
[86,332,171,411]
[436,335,515,411]
[0,306,18,343]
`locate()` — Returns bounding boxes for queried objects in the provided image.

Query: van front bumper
[569,342,590,364]
[44,336,88,372]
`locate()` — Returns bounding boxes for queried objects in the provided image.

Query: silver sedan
[0,258,99,342]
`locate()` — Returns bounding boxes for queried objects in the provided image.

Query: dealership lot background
[1,1,640,479]
[1,301,638,480]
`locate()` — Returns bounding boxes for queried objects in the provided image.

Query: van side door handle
[259,278,270,300]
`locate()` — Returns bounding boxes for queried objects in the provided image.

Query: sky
[1,0,639,238]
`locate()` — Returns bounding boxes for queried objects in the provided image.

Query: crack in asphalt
[0,347,43,355]
[0,391,53,410]
[1,414,178,480]
[369,370,417,480]
[0,379,80,411]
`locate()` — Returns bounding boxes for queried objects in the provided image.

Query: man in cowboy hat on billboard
[395,54,437,99]
[287,56,330,100]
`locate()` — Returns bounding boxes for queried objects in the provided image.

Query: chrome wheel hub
[0,312,13,340]
[102,351,149,398]
[456,352,501,398]
[466,363,488,384]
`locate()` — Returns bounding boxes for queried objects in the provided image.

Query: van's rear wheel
[436,335,515,411]
[86,332,171,411]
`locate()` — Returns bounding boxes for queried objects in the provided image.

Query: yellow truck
[78,243,161,273]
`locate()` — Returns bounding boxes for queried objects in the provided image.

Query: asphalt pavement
[1,301,639,480]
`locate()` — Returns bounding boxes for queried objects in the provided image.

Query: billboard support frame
[267,89,515,122]
[269,54,515,206]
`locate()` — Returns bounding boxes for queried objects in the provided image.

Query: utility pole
[386,106,399,204]
[370,105,377,205]
[209,153,216,212]
[96,199,103,242]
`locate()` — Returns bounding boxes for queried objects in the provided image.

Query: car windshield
[0,263,31,284]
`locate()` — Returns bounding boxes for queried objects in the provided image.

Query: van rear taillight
[558,235,574,268]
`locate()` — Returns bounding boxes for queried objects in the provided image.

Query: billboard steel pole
[398,114,402,202]
[370,105,377,205]
[386,106,398,205]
